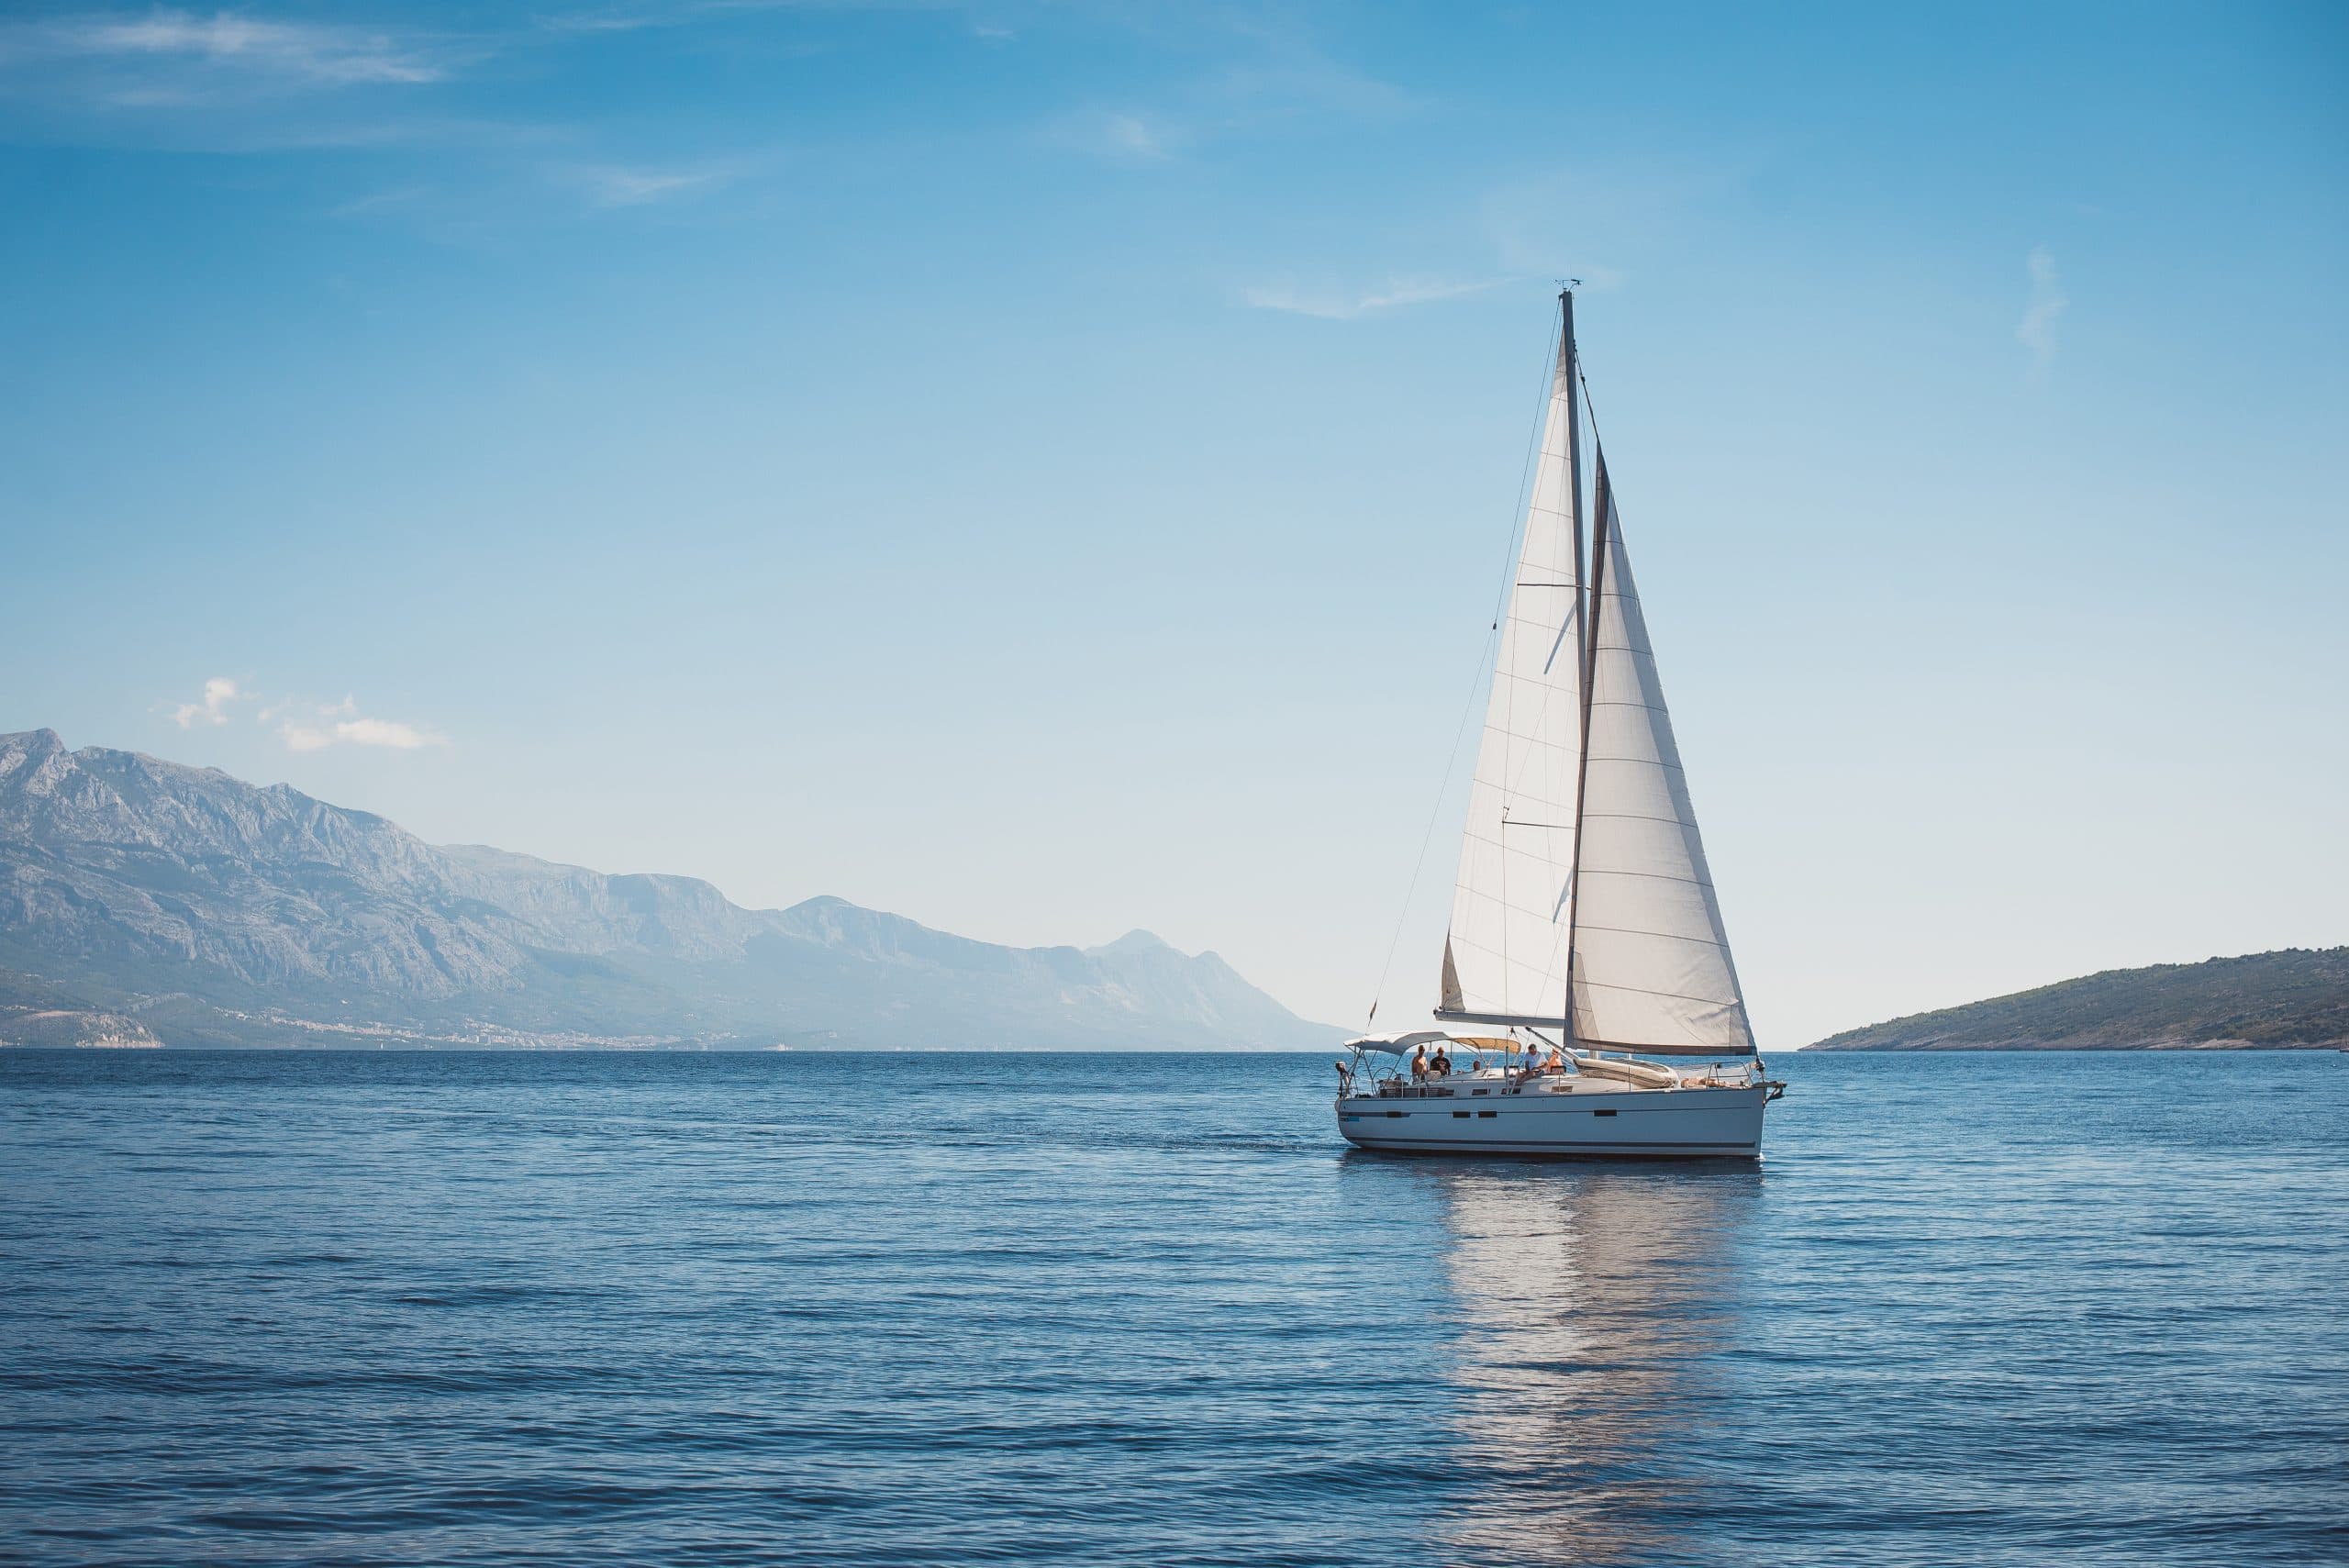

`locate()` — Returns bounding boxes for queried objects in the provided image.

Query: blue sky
[3,2,2343,1042]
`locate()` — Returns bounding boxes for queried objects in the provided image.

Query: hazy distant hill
[0,729,1340,1051]
[1809,949,2349,1051]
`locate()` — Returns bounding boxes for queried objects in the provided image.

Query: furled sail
[1441,319,1585,1020]
[1567,473,1755,1054]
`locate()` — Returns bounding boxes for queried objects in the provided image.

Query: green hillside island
[1809,948,2349,1051]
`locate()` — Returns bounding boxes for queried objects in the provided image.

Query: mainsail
[1441,306,1585,1021]
[1437,292,1755,1058]
[1568,473,1755,1054]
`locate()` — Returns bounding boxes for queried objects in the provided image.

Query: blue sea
[2,1049,2343,1566]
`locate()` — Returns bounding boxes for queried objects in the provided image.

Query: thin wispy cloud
[1054,26,1407,168]
[1056,108,1178,164]
[530,7,671,36]
[316,148,767,242]
[568,161,738,207]
[1204,52,1411,124]
[169,676,240,728]
[326,183,432,219]
[0,6,904,230]
[2018,245,2068,372]
[1479,160,1737,284]
[13,9,451,91]
[527,3,895,38]
[1242,275,1508,321]
[1100,112,1171,161]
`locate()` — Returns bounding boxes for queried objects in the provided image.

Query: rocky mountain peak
[1088,929,1177,957]
[0,731,1340,1051]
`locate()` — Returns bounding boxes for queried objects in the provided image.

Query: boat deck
[1364,1067,1756,1099]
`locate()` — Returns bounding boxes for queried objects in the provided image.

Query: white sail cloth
[1442,327,1583,1021]
[1567,485,1755,1054]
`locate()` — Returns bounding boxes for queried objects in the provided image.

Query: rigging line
[1363,307,1564,1026]
[1575,361,1642,527]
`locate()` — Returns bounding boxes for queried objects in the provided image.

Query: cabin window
[1452,1111,1470,1118]
[1593,1108,1619,1118]
[1476,1111,1497,1118]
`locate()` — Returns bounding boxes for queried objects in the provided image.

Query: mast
[1563,289,1585,686]
[1563,445,1609,1048]
[1559,289,1589,1049]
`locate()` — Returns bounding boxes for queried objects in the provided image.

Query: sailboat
[1337,290,1783,1158]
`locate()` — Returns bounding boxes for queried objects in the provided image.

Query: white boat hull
[1336,1082,1767,1158]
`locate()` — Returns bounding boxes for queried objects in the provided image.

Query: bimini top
[1343,1030,1520,1057]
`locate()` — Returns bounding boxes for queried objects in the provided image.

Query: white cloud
[28,10,447,88]
[339,717,440,749]
[1242,274,1508,321]
[2018,246,2068,371]
[170,675,240,728]
[244,692,443,751]
[278,715,447,752]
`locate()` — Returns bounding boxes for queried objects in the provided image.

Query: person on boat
[1410,1045,1428,1084]
[1430,1045,1453,1079]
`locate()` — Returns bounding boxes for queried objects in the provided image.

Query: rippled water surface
[2,1049,2343,1566]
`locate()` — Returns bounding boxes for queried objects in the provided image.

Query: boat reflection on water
[1386,1158,1764,1565]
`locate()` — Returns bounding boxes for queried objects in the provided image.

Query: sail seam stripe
[1576,868,1714,889]
[1575,978,1740,1003]
[1447,934,1564,957]
[1570,922,1731,946]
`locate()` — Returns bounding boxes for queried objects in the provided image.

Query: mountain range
[1808,947,2349,1051]
[0,729,1341,1051]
